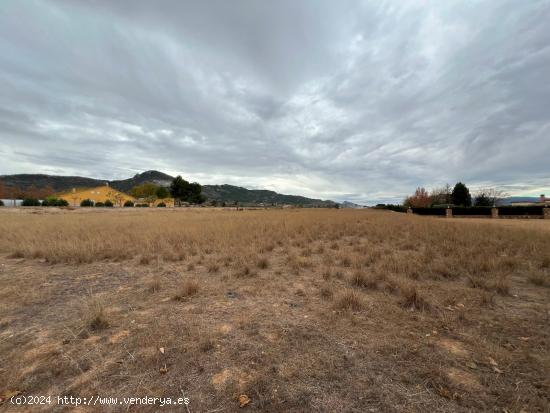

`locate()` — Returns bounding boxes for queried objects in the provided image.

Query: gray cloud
[1,0,549,203]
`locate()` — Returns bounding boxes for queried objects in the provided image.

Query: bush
[80,199,94,207]
[157,202,166,208]
[104,200,114,207]
[42,197,69,207]
[0,200,4,207]
[123,200,134,207]
[95,202,105,207]
[22,198,40,207]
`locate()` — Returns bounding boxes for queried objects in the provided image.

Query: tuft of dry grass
[173,279,199,300]
[528,273,548,287]
[334,289,364,311]
[350,271,379,290]
[207,263,220,273]
[83,297,109,330]
[320,285,334,300]
[399,284,430,311]
[256,257,269,269]
[146,275,162,293]
[199,336,215,352]
[234,265,257,278]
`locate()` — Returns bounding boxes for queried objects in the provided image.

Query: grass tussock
[334,289,364,311]
[350,272,380,290]
[320,285,334,300]
[83,297,109,331]
[399,284,430,311]
[256,257,269,269]
[528,273,548,287]
[173,279,199,300]
[146,275,162,293]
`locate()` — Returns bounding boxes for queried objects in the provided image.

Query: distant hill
[0,173,104,193]
[110,171,173,192]
[201,184,336,207]
[340,201,364,209]
[0,170,336,206]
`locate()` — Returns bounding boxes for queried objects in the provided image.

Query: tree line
[402,182,506,208]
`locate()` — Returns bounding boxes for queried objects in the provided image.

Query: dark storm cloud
[1,0,549,203]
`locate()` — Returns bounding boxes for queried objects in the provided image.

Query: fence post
[446,207,453,218]
[491,207,499,219]
[544,206,550,219]
[407,207,413,214]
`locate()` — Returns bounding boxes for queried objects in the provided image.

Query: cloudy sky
[1,1,549,204]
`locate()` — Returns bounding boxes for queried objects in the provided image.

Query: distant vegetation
[41,196,69,207]
[399,182,507,209]
[80,199,94,207]
[0,170,335,207]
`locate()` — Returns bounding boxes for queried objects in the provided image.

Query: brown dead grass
[0,208,549,412]
[173,279,199,300]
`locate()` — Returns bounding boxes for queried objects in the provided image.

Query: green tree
[170,176,205,205]
[451,182,471,206]
[156,186,169,199]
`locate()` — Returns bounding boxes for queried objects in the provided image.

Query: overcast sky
[1,1,549,204]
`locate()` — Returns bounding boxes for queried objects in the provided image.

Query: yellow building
[58,185,175,207]
[58,185,135,207]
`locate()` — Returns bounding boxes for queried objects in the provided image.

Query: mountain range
[0,170,337,207]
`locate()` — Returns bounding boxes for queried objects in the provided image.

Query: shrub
[157,202,166,208]
[95,202,105,207]
[123,200,134,207]
[22,198,40,206]
[42,197,69,207]
[104,200,114,207]
[80,199,94,207]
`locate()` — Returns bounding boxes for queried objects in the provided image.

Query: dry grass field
[0,208,549,412]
